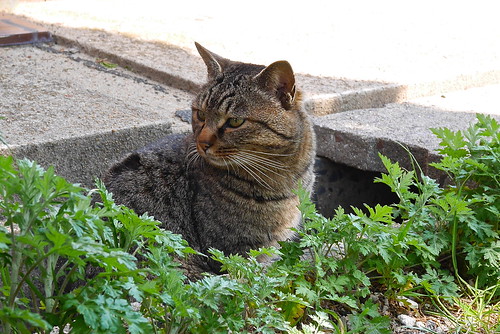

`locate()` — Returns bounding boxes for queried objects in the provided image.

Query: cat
[104,42,316,276]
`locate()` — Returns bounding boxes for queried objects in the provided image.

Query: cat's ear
[195,42,230,80]
[255,61,296,110]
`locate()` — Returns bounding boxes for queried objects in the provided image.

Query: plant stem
[8,240,23,307]
[11,248,57,306]
[44,252,57,312]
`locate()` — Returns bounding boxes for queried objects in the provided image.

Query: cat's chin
[202,155,230,169]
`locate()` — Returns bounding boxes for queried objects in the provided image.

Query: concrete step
[7,1,500,116]
[17,21,500,117]
[0,44,193,186]
[314,89,500,180]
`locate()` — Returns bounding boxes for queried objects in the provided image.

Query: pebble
[397,314,417,327]
[396,296,419,310]
[415,321,426,328]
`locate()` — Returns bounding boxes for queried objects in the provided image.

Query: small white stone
[397,314,417,327]
[396,296,419,310]
[416,321,426,328]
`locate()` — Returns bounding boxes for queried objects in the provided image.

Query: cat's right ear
[255,60,296,110]
[195,42,229,81]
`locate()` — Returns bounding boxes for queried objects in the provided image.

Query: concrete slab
[412,84,500,116]
[314,92,500,180]
[13,22,386,107]
[8,1,499,81]
[7,21,498,117]
[0,44,193,186]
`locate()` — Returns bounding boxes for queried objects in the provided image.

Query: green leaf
[431,127,468,157]
[0,307,52,332]
[365,204,393,223]
[97,59,118,69]
[325,293,358,309]
[279,299,306,326]
[421,268,458,298]
[294,279,317,303]
[481,241,500,270]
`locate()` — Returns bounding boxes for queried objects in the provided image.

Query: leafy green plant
[0,113,498,333]
[430,114,500,288]
[261,165,452,332]
[0,156,302,333]
[259,114,498,331]
[0,156,195,333]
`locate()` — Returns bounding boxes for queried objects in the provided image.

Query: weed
[96,58,118,69]
[435,281,500,334]
[431,114,500,288]
[0,114,498,333]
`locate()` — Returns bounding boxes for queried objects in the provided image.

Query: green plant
[96,58,118,69]
[0,114,498,333]
[261,169,453,333]
[0,156,196,333]
[430,114,500,288]
[260,114,498,331]
[435,281,500,334]
[0,156,301,333]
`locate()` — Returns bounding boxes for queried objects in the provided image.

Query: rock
[416,321,426,328]
[397,296,419,310]
[397,314,417,327]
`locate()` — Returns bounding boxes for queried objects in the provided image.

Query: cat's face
[190,43,304,188]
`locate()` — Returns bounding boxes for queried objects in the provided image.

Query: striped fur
[104,43,316,277]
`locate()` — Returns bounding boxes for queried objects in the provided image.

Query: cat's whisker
[234,152,288,177]
[229,155,273,190]
[231,160,271,189]
[186,144,202,170]
[240,159,287,180]
[221,156,235,176]
[229,151,290,191]
[236,151,288,170]
[240,149,294,157]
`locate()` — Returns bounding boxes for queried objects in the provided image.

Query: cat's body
[104,43,316,275]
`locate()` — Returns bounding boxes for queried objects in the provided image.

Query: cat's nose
[198,141,212,153]
[197,128,217,153]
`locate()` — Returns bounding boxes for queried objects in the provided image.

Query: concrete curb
[305,69,500,115]
[314,103,500,177]
[49,24,204,94]
[4,122,174,187]
[46,24,500,117]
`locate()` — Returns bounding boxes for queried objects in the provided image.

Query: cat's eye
[227,117,245,128]
[197,110,206,121]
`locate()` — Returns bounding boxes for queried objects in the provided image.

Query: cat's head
[191,43,310,188]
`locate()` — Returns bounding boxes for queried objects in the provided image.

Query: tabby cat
[104,43,316,276]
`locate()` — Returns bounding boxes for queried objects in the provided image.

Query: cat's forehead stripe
[214,91,236,113]
[200,86,214,110]
[205,82,239,113]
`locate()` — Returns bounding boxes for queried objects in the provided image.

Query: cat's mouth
[196,146,234,169]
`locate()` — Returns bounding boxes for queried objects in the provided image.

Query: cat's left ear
[255,60,296,110]
[195,42,231,81]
